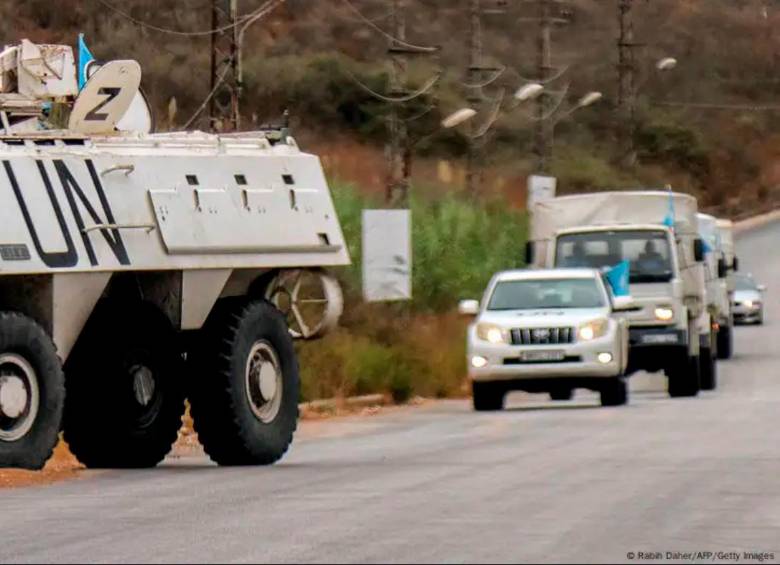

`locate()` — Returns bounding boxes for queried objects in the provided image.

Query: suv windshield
[735,275,758,291]
[555,230,673,283]
[488,278,605,311]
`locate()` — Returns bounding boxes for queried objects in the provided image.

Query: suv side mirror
[458,299,480,316]
[612,295,637,312]
[524,241,535,265]
[694,238,705,262]
[732,256,740,272]
[718,257,728,279]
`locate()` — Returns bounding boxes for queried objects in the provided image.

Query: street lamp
[576,91,603,109]
[463,83,544,197]
[441,108,478,129]
[514,83,545,103]
[656,57,678,72]
[620,56,679,165]
[397,107,478,202]
[531,89,603,173]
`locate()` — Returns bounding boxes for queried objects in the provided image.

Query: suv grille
[510,327,575,345]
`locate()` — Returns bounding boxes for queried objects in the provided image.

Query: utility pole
[520,0,569,173]
[534,0,554,173]
[617,0,638,165]
[210,0,240,132]
[466,0,484,197]
[386,0,410,207]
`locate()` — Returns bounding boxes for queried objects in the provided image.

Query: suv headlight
[578,318,609,341]
[654,306,675,322]
[476,323,510,344]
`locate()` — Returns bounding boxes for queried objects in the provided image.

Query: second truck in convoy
[529,190,714,397]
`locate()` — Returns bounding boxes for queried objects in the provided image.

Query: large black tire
[600,379,628,407]
[699,347,718,391]
[0,313,64,470]
[472,381,505,411]
[717,324,733,360]
[189,299,299,466]
[63,301,186,468]
[667,352,701,398]
[550,389,574,402]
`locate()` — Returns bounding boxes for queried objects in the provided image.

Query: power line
[94,0,274,37]
[340,0,438,54]
[655,101,780,111]
[183,58,235,129]
[345,69,442,103]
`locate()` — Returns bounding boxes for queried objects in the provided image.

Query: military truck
[0,41,349,470]
[698,213,734,361]
[715,219,738,358]
[529,191,712,397]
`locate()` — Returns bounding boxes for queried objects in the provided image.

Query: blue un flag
[78,33,95,90]
[605,260,631,297]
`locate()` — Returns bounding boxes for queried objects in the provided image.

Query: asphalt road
[1,221,779,564]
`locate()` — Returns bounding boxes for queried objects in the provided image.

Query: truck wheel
[667,353,701,398]
[63,302,186,468]
[716,325,733,360]
[189,299,299,466]
[699,347,718,391]
[472,381,505,411]
[0,313,64,470]
[549,389,573,401]
[600,379,628,407]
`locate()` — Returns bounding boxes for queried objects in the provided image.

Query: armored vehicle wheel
[472,381,505,411]
[265,269,343,340]
[63,302,185,468]
[600,379,628,407]
[699,347,718,391]
[0,313,64,470]
[189,299,299,466]
[667,352,701,398]
[717,324,733,360]
[550,389,573,402]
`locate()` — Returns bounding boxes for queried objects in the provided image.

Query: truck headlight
[654,307,675,322]
[578,318,608,341]
[476,323,510,344]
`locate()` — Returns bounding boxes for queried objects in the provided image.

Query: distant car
[733,273,766,325]
[459,268,632,411]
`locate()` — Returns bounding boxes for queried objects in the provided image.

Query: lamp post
[463,83,545,197]
[396,107,479,206]
[620,56,679,166]
[533,90,603,173]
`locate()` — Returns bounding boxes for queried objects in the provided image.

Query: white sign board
[363,209,412,302]
[527,175,557,210]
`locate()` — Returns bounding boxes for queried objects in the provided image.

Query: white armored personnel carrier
[0,40,349,469]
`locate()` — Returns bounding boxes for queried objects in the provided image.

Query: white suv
[460,268,632,411]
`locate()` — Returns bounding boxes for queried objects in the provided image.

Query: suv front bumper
[468,334,623,382]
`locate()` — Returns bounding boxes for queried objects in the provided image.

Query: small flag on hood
[78,33,95,90]
[605,260,631,297]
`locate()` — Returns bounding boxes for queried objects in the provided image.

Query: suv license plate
[641,334,678,344]
[521,350,566,362]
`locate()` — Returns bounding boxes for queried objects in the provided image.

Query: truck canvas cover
[531,191,699,243]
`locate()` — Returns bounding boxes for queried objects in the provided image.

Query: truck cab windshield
[555,230,674,283]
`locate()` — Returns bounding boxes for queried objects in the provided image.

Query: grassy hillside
[3,1,780,210]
